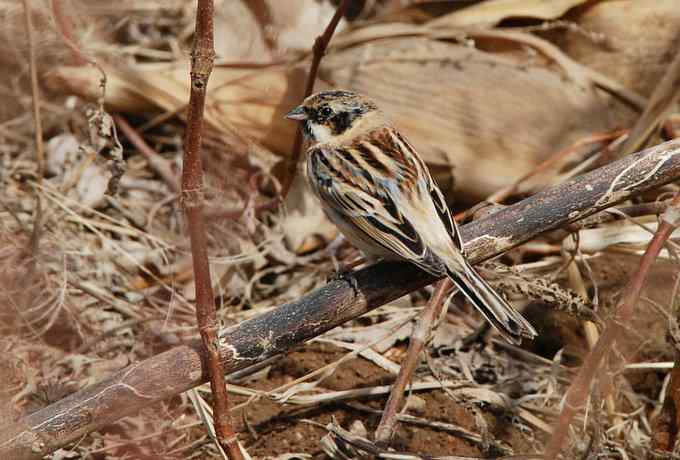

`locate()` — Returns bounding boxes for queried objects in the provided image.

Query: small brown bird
[286,90,536,343]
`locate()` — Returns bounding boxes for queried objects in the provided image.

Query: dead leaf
[266,0,345,52]
[214,1,271,61]
[322,34,632,197]
[563,0,680,96]
[431,0,588,28]
[281,171,336,253]
[45,23,637,199]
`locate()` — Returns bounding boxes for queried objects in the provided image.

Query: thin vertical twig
[544,192,680,459]
[280,0,350,198]
[374,279,452,444]
[183,1,243,459]
[22,0,45,265]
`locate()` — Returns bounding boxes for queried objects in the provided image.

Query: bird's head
[285,90,379,144]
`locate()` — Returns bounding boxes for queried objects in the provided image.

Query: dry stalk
[182,1,242,458]
[349,402,510,453]
[50,0,108,97]
[564,243,620,425]
[280,0,350,198]
[374,278,451,444]
[543,192,680,459]
[22,0,45,267]
[323,420,542,460]
[569,201,671,230]
[3,140,680,459]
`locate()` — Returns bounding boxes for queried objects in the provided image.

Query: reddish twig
[280,0,350,198]
[375,278,452,444]
[114,115,180,193]
[545,49,680,458]
[543,192,680,459]
[183,1,243,458]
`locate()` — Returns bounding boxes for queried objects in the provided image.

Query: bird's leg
[325,234,367,294]
[328,255,365,294]
[374,279,452,446]
[460,322,491,348]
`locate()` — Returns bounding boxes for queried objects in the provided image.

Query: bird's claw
[329,269,360,296]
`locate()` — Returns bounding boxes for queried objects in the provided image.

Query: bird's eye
[320,106,333,117]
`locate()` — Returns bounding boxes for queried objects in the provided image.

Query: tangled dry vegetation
[2,0,680,459]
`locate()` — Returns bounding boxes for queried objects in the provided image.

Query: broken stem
[375,279,452,444]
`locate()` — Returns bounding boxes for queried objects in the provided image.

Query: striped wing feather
[307,127,456,275]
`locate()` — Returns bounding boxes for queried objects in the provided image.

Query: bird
[285,90,537,344]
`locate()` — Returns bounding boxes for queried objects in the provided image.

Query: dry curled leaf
[430,0,589,28]
[563,220,680,258]
[83,106,125,196]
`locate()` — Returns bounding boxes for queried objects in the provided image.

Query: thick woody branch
[3,140,680,459]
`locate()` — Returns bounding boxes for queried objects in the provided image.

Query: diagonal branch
[544,191,680,459]
[375,279,452,444]
[3,140,680,459]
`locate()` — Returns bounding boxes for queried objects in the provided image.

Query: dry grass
[2,1,680,458]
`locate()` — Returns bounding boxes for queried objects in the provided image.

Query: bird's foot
[328,268,360,296]
[460,322,491,349]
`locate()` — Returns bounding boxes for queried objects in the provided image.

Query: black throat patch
[330,107,368,135]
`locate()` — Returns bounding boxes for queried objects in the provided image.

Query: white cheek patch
[310,123,333,143]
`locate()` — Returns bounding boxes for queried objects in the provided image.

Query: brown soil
[223,342,536,458]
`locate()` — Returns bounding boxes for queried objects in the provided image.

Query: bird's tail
[446,259,537,344]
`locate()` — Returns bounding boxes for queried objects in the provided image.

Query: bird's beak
[285,105,308,121]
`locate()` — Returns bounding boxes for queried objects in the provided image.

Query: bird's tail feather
[446,261,537,344]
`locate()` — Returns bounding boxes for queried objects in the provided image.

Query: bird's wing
[426,169,465,253]
[307,127,457,274]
